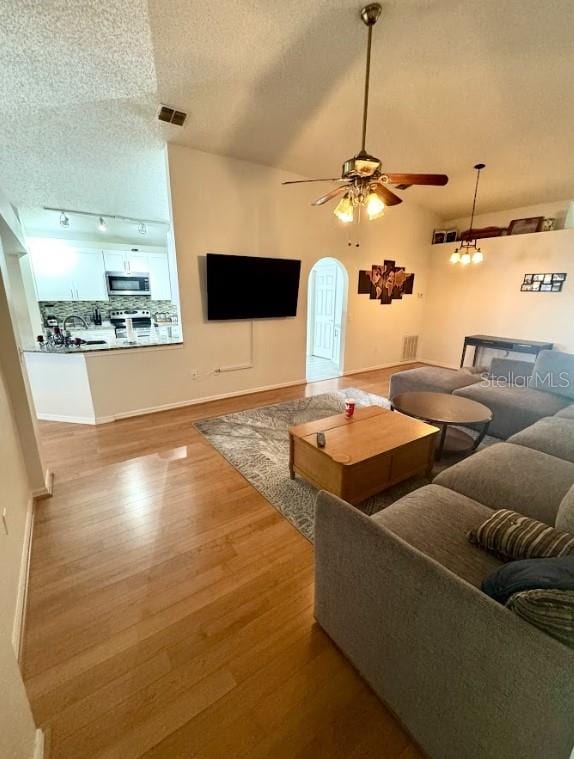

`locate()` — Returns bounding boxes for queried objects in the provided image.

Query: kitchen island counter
[22,336,183,354]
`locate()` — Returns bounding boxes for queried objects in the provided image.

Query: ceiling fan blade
[311,185,351,207]
[282,178,344,185]
[372,183,402,206]
[385,173,449,188]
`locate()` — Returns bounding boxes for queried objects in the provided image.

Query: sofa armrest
[314,491,574,759]
[489,357,534,382]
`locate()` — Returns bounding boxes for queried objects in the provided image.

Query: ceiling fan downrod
[359,3,382,153]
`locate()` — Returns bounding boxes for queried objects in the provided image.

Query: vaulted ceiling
[2,0,574,221]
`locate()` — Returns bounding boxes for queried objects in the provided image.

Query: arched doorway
[306,257,348,382]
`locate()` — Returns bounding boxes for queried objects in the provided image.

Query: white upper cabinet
[30,241,171,303]
[148,254,172,300]
[126,252,149,273]
[31,245,108,301]
[103,250,150,273]
[103,251,125,272]
[74,251,108,300]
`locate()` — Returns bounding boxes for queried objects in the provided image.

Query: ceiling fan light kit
[282,3,448,225]
[450,164,486,265]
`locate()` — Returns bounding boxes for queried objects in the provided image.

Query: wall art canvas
[358,261,415,306]
[357,269,372,294]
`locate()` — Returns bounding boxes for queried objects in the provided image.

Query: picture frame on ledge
[508,217,544,235]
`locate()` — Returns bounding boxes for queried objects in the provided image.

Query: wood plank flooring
[24,365,424,758]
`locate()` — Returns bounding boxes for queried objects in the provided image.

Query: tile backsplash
[39,297,178,326]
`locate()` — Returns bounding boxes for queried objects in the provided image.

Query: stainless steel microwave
[105,271,151,296]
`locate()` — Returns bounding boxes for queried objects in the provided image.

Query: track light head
[59,211,70,228]
[98,216,107,232]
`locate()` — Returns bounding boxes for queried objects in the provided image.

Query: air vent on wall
[402,335,419,361]
[157,105,187,126]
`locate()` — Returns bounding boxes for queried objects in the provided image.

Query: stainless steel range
[109,309,152,338]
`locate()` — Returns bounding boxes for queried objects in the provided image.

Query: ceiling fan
[282,3,448,223]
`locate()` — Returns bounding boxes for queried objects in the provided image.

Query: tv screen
[206,254,301,320]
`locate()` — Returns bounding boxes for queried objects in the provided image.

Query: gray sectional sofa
[314,354,574,759]
[390,349,574,439]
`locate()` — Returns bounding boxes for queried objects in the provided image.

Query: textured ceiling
[0,0,169,221]
[2,0,574,221]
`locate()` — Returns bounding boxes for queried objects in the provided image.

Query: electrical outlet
[2,508,7,535]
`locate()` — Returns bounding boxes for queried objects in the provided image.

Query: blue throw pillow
[482,556,574,604]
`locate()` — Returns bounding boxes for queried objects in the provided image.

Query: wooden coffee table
[391,391,492,460]
[288,406,439,505]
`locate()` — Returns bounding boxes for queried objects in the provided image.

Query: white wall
[421,225,574,367]
[24,353,96,424]
[0,243,40,758]
[84,146,439,419]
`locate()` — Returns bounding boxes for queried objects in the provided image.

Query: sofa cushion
[389,366,481,400]
[373,484,500,586]
[434,443,574,526]
[507,589,574,649]
[453,382,570,438]
[507,417,574,463]
[482,556,574,604]
[469,509,574,561]
[530,350,574,401]
[557,486,574,534]
[556,405,574,421]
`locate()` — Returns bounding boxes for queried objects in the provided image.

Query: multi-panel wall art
[358,261,415,304]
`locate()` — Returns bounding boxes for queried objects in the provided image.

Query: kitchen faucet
[63,314,88,330]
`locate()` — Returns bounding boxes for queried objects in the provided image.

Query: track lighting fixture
[138,222,147,235]
[98,216,107,232]
[59,211,70,228]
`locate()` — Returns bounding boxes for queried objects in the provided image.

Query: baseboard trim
[48,361,422,427]
[33,728,44,759]
[343,359,416,377]
[102,378,309,423]
[31,469,54,500]
[12,497,35,661]
[37,412,97,425]
[418,358,460,370]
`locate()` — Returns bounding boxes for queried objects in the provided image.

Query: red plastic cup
[344,399,356,418]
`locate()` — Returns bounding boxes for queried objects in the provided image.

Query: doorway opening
[306,257,348,382]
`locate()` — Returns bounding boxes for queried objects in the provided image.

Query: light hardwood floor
[24,365,424,758]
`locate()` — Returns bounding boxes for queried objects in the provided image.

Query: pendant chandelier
[450,163,485,265]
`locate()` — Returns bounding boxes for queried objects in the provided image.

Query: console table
[460,334,554,368]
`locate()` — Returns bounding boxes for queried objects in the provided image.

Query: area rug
[194,389,494,541]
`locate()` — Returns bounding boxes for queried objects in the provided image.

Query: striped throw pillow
[507,589,574,649]
[469,509,574,561]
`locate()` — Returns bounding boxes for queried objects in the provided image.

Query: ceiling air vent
[158,105,187,126]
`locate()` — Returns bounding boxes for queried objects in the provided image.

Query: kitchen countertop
[23,336,184,354]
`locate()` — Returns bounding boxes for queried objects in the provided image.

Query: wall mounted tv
[206,253,301,320]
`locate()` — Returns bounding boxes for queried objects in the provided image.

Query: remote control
[316,432,326,448]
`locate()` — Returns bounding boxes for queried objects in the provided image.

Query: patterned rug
[194,389,493,541]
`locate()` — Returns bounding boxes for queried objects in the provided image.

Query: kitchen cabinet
[148,254,172,300]
[103,250,149,273]
[103,251,125,272]
[74,252,108,300]
[31,247,108,302]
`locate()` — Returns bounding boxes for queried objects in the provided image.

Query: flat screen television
[206,253,301,320]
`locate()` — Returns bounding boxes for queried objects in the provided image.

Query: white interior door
[312,265,337,360]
